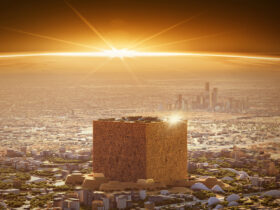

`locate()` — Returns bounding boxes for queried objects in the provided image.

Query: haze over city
[0,0,280,209]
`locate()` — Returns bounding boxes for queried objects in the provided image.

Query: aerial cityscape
[0,0,280,209]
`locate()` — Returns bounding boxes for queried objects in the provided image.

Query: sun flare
[102,49,137,58]
[163,114,183,125]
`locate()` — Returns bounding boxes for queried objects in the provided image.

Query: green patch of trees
[32,170,54,177]
[261,196,278,207]
[154,198,185,206]
[0,167,15,173]
[192,190,216,200]
[216,169,236,179]
[24,182,49,189]
[48,157,86,164]
[30,193,53,209]
[192,168,236,179]
[0,181,12,189]
[2,194,26,208]
[225,184,243,194]
[16,172,31,181]
[81,168,92,174]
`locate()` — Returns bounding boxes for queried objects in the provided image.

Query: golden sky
[0,0,279,75]
[0,0,280,54]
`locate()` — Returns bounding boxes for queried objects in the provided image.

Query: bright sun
[102,48,137,58]
[1,1,280,61]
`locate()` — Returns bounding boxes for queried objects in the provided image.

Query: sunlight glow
[64,0,114,50]
[103,49,137,58]
[1,3,278,62]
[1,3,278,63]
[0,51,279,61]
[1,26,100,51]
[129,13,202,49]
[165,114,182,125]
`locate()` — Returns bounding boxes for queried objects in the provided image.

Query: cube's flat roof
[95,116,162,123]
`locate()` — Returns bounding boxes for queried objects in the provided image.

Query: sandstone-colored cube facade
[93,119,187,184]
[145,122,188,184]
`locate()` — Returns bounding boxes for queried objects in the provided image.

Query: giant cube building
[93,116,187,184]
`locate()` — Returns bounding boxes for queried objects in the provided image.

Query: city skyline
[0,1,280,209]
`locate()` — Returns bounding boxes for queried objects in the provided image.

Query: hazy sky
[0,0,280,54]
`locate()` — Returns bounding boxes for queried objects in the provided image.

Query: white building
[139,190,146,200]
[116,195,127,209]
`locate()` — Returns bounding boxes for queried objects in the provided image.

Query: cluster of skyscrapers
[163,82,249,113]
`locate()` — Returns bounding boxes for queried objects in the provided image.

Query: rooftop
[96,116,162,123]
